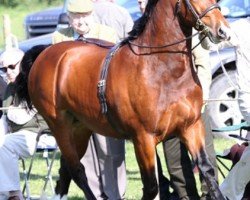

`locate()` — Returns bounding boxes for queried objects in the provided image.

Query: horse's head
[176,0,230,43]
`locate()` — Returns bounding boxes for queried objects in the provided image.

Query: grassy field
[0,0,62,49]
[19,136,236,200]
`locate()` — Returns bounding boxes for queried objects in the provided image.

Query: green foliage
[0,0,60,7]
[0,0,19,7]
[0,0,62,49]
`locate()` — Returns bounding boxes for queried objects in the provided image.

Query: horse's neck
[137,1,192,52]
[132,1,195,80]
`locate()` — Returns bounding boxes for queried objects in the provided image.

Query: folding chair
[213,121,250,140]
[213,121,250,179]
[21,129,58,200]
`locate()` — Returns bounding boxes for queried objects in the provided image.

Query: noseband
[177,0,220,34]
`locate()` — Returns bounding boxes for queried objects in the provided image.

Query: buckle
[98,80,106,88]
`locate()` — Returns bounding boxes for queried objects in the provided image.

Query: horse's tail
[15,44,50,109]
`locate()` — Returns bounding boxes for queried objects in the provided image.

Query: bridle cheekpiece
[177,0,221,35]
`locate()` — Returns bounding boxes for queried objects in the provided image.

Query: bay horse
[16,0,230,199]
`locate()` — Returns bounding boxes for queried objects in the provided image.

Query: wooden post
[2,14,18,49]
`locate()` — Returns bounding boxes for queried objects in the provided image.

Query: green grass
[0,1,62,49]
[19,136,236,200]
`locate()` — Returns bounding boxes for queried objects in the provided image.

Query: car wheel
[207,70,244,130]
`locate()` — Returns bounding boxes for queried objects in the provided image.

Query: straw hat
[67,0,93,13]
[0,48,24,67]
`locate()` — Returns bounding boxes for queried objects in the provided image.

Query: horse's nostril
[218,27,230,40]
[218,27,226,38]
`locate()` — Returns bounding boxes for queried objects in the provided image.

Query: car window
[220,0,250,17]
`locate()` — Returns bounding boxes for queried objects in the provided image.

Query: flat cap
[67,0,93,13]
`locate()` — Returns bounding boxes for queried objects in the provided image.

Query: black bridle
[180,0,221,33]
[128,0,220,49]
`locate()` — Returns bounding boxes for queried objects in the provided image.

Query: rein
[181,0,221,32]
[128,31,199,49]
[77,37,114,49]
[128,0,220,50]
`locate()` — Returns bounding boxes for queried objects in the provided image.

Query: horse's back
[29,41,109,119]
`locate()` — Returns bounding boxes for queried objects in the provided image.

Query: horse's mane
[128,0,159,39]
[15,44,50,109]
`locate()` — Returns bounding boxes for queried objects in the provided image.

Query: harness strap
[77,37,114,49]
[97,40,127,114]
[199,3,221,19]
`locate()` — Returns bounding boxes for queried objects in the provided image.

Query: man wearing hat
[52,0,127,200]
[52,0,117,43]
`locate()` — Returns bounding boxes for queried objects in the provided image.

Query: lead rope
[204,38,250,104]
[215,45,250,94]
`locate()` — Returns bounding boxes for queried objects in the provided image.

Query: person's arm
[52,30,62,44]
[192,31,211,102]
[52,28,73,44]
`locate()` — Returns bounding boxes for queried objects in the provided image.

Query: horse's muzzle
[217,25,231,41]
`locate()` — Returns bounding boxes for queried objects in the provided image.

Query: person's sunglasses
[0,61,20,73]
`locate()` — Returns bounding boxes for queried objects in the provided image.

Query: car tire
[207,70,244,130]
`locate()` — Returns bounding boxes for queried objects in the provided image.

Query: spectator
[202,17,250,200]
[93,0,134,41]
[201,17,250,123]
[52,0,117,44]
[51,0,131,199]
[0,68,7,118]
[220,144,250,200]
[0,48,48,200]
[137,0,147,13]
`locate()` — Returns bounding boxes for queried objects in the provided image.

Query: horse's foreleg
[133,134,158,200]
[180,119,226,200]
[49,118,96,200]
